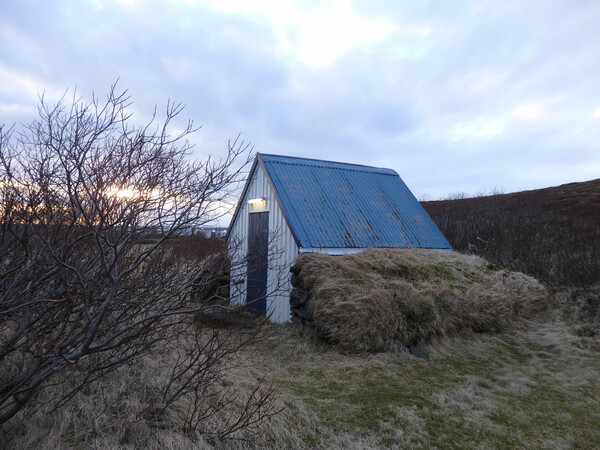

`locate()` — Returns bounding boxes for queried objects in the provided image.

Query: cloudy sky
[1,0,599,210]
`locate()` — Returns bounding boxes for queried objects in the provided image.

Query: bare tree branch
[1,84,278,440]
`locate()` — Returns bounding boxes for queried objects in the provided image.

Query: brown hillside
[421,179,600,287]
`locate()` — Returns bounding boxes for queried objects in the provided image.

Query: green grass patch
[264,321,600,448]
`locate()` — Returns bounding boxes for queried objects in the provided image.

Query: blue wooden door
[247,212,268,315]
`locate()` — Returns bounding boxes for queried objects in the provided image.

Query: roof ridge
[258,153,397,174]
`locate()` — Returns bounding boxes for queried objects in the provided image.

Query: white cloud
[0,103,36,119]
[0,66,62,103]
[293,8,395,68]
[200,0,396,68]
[479,121,504,137]
[450,117,504,141]
[513,104,542,120]
[454,68,510,96]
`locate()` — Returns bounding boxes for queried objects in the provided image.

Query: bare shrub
[422,180,600,287]
[0,322,286,448]
[291,249,549,352]
[167,234,226,261]
[0,85,280,440]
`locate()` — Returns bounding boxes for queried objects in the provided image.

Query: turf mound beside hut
[290,249,549,352]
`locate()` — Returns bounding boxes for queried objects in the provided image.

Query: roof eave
[225,154,261,243]
[256,155,302,248]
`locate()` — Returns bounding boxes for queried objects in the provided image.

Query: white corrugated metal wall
[228,164,298,322]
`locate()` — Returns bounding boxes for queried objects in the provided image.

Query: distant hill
[421,179,600,287]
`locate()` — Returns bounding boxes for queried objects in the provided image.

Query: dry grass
[0,324,291,449]
[553,284,600,347]
[2,250,597,448]
[255,317,600,448]
[2,315,598,449]
[293,249,549,352]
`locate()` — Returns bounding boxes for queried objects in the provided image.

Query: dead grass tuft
[0,324,287,449]
[292,249,549,352]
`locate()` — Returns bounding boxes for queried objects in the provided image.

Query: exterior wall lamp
[247,197,266,205]
[247,197,268,213]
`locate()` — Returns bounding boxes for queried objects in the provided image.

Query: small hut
[226,154,451,322]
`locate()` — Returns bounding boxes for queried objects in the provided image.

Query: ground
[252,314,600,448]
[2,311,598,449]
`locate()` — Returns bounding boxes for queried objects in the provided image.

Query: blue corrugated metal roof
[258,154,452,250]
